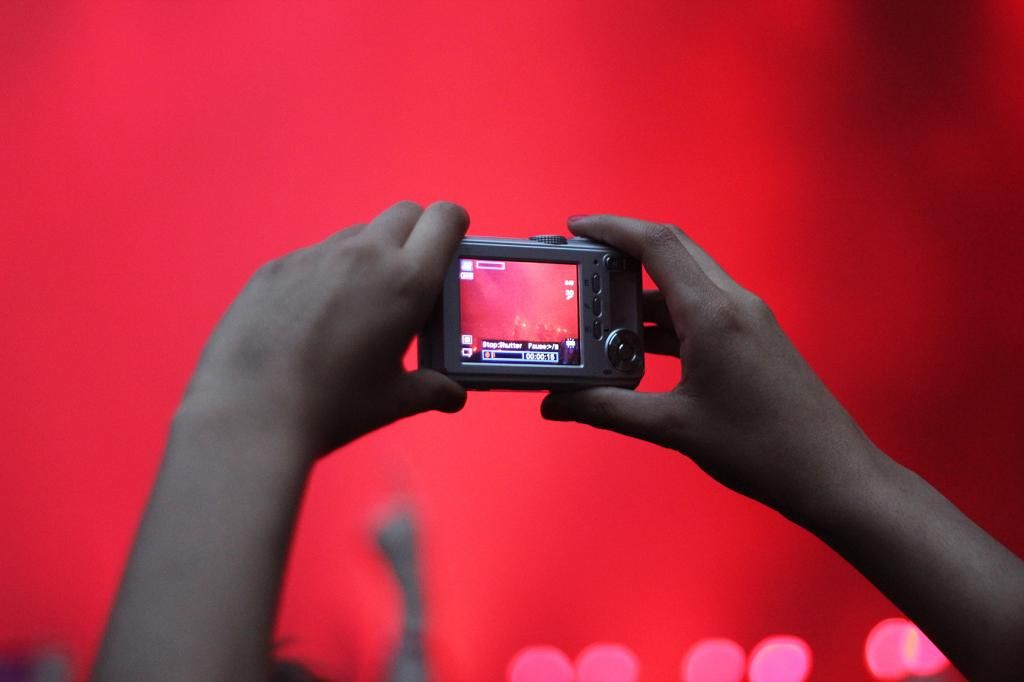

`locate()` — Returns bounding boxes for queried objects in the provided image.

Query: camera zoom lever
[528,235,568,245]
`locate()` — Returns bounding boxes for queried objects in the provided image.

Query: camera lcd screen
[458,258,581,365]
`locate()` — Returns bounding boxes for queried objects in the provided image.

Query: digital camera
[418,235,644,390]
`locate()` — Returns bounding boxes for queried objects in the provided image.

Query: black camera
[418,235,644,390]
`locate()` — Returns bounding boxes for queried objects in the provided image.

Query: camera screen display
[458,258,581,365]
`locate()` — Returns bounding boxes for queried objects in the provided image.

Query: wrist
[171,386,320,474]
[782,437,895,536]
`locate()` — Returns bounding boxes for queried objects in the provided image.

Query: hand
[542,215,879,520]
[182,201,469,459]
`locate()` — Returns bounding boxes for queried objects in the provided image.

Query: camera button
[593,320,603,339]
[591,273,601,293]
[606,329,642,371]
[591,296,602,317]
[603,254,624,271]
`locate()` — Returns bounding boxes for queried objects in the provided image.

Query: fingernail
[567,214,590,224]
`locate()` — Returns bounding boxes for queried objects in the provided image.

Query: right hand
[541,215,881,520]
[182,201,469,460]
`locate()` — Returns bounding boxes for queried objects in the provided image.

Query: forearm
[94,396,314,681]
[90,201,467,680]
[801,444,1024,679]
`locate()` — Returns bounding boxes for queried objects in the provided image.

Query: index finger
[566,215,720,320]
[403,200,471,288]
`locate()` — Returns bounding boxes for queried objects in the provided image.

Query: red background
[2,2,1023,680]
[461,261,579,345]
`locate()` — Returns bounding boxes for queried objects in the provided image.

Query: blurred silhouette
[378,509,427,682]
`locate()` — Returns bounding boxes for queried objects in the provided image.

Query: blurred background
[2,2,1022,680]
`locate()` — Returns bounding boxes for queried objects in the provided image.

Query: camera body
[418,235,644,390]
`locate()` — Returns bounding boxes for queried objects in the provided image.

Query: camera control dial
[606,329,642,372]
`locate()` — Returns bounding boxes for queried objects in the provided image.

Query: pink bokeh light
[748,635,812,682]
[575,643,640,682]
[865,617,950,680]
[901,625,949,677]
[507,645,575,682]
[865,619,911,680]
[681,638,746,682]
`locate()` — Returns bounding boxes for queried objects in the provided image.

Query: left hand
[181,201,469,459]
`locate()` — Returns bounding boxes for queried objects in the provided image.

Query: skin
[94,205,1024,681]
[543,215,1024,681]
[93,201,469,681]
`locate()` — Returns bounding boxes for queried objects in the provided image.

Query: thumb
[541,388,689,450]
[393,369,467,419]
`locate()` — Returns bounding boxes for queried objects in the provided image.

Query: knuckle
[254,255,286,280]
[705,296,745,334]
[337,223,366,241]
[643,221,675,243]
[350,236,386,260]
[393,199,422,212]
[321,224,365,248]
[743,292,776,323]
[428,200,469,224]
[642,222,681,252]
